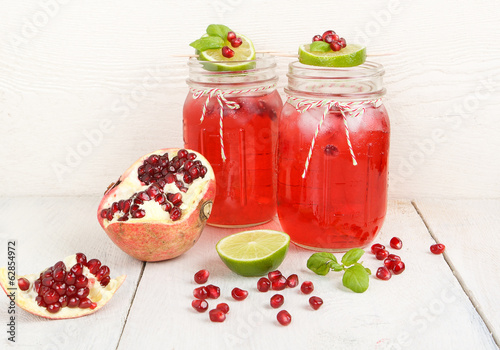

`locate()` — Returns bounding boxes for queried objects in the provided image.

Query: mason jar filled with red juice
[277,61,390,251]
[184,54,282,227]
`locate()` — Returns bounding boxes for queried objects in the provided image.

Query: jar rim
[287,61,385,79]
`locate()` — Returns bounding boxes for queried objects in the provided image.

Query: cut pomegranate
[390,237,403,250]
[268,270,282,281]
[271,276,287,291]
[193,286,208,300]
[191,299,208,313]
[97,148,215,262]
[0,254,125,320]
[206,284,220,299]
[375,249,389,260]
[270,294,284,309]
[391,261,406,275]
[231,287,248,301]
[286,274,299,288]
[309,296,323,310]
[216,303,230,314]
[277,310,291,326]
[430,243,446,254]
[376,266,392,280]
[257,277,271,292]
[194,269,210,284]
[371,243,385,254]
[209,308,226,322]
[301,281,314,294]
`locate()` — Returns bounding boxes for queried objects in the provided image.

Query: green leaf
[342,263,370,293]
[365,267,372,275]
[189,36,225,52]
[206,24,232,39]
[341,248,365,266]
[330,262,344,272]
[307,252,337,276]
[310,41,331,52]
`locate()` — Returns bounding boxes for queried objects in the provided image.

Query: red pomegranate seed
[164,202,172,213]
[268,270,282,281]
[324,144,339,156]
[390,237,403,250]
[286,274,299,288]
[34,279,41,293]
[53,261,65,270]
[147,185,160,198]
[52,267,66,282]
[193,286,208,300]
[66,285,77,297]
[322,30,335,40]
[271,276,287,291]
[312,34,322,42]
[75,275,88,288]
[77,287,90,299]
[391,261,406,275]
[96,266,110,281]
[209,308,226,322]
[384,254,401,269]
[301,281,314,294]
[183,173,193,184]
[100,276,111,287]
[111,202,119,213]
[257,277,271,292]
[309,296,323,310]
[376,266,392,280]
[106,209,113,221]
[231,37,242,48]
[331,34,340,42]
[155,194,166,204]
[18,278,30,291]
[277,310,291,326]
[42,277,54,288]
[70,263,84,276]
[191,299,208,313]
[194,269,210,284]
[67,296,80,308]
[53,282,67,296]
[137,192,150,202]
[200,166,207,177]
[170,207,182,221]
[47,302,61,313]
[87,259,101,274]
[430,243,446,254]
[270,294,284,308]
[206,285,220,299]
[221,46,234,58]
[217,303,230,314]
[371,243,385,254]
[375,249,389,260]
[59,295,68,307]
[227,31,236,41]
[64,271,76,285]
[339,37,346,48]
[79,298,97,309]
[40,286,50,296]
[43,289,59,305]
[231,287,248,301]
[330,42,342,51]
[132,209,146,219]
[75,253,87,266]
[324,34,334,43]
[177,149,188,159]
[187,152,197,160]
[36,295,46,307]
[148,154,160,165]
[100,209,108,218]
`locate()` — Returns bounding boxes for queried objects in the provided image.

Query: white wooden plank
[414,199,500,346]
[119,200,497,350]
[0,197,143,349]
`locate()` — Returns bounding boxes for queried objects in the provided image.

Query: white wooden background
[1,0,499,198]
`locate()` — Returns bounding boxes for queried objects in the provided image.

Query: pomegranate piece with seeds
[390,237,403,250]
[97,148,215,262]
[430,243,446,254]
[309,296,323,310]
[0,254,125,320]
[191,299,208,313]
[301,281,314,295]
[270,294,284,309]
[194,269,210,284]
[209,308,226,322]
[277,310,292,326]
[231,287,248,301]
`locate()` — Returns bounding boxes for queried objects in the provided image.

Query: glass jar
[184,54,282,227]
[277,61,390,251]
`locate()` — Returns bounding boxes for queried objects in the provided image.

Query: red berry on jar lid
[376,266,392,280]
[430,243,446,254]
[375,249,389,260]
[277,310,292,326]
[221,46,235,58]
[371,243,385,254]
[312,34,323,42]
[194,269,209,284]
[390,237,403,250]
[309,296,323,310]
[301,281,314,294]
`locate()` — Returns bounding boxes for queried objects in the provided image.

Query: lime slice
[199,33,256,71]
[298,43,366,67]
[216,230,290,277]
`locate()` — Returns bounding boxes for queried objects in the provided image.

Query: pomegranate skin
[97,148,216,262]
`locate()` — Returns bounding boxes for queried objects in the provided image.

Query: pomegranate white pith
[0,254,125,320]
[97,148,216,262]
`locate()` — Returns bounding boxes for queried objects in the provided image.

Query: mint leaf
[206,24,232,40]
[330,262,344,272]
[341,248,364,266]
[307,252,337,276]
[310,41,331,52]
[342,263,369,293]
[189,36,225,52]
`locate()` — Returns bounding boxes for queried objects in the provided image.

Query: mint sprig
[189,36,225,52]
[206,24,232,40]
[307,248,370,293]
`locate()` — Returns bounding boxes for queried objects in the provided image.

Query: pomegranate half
[97,148,216,262]
[0,253,125,320]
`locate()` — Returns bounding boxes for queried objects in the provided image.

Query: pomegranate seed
[209,308,226,322]
[330,42,342,51]
[77,287,90,299]
[138,165,145,175]
[206,284,220,299]
[339,37,346,48]
[52,267,66,282]
[53,282,67,296]
[164,202,172,213]
[64,271,76,285]
[324,34,334,43]
[371,243,385,254]
[309,296,323,310]
[227,31,236,41]
[384,254,401,269]
[301,281,314,294]
[87,259,101,274]
[193,286,208,300]
[189,166,200,179]
[271,276,287,291]
[168,193,182,206]
[100,276,111,287]
[146,185,160,198]
[332,34,340,41]
[277,310,291,326]
[43,289,59,305]
[390,237,403,250]
[268,270,282,281]
[155,194,166,204]
[75,253,87,266]
[375,249,389,260]
[67,296,80,308]
[165,173,176,183]
[117,215,129,222]
[66,285,77,297]
[34,279,41,293]
[170,207,182,221]
[100,209,108,218]
[96,266,110,281]
[324,144,339,156]
[18,278,30,291]
[183,173,193,184]
[391,261,406,275]
[286,274,299,288]
[40,286,50,296]
[187,152,197,160]
[59,295,68,307]
[111,202,119,213]
[137,191,151,202]
[79,298,97,309]
[322,30,335,41]
[376,266,392,280]
[42,277,54,288]
[231,37,242,48]
[191,299,208,313]
[200,166,207,177]
[148,154,160,165]
[194,269,210,284]
[47,302,61,313]
[257,277,271,292]
[36,296,46,307]
[132,209,146,219]
[217,303,230,314]
[131,204,140,212]
[221,46,234,58]
[312,34,322,42]
[177,149,189,159]
[70,263,84,276]
[430,243,446,254]
[231,287,248,301]
[270,294,284,308]
[106,209,113,221]
[75,275,88,288]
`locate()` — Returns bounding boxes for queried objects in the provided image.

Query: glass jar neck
[285,61,386,102]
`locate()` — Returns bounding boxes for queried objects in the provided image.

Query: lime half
[216,230,290,277]
[199,34,256,71]
[298,43,366,67]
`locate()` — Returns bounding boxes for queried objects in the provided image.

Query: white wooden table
[1,198,499,350]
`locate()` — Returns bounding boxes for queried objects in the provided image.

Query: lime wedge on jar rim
[298,43,366,67]
[199,33,256,71]
[216,230,290,277]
